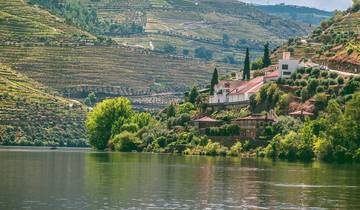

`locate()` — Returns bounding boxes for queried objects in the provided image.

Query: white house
[209,80,245,104]
[279,52,301,78]
[209,77,264,104]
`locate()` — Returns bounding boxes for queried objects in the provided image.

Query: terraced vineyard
[0,0,95,44]
[273,8,360,73]
[36,0,311,63]
[0,45,239,96]
[0,64,87,146]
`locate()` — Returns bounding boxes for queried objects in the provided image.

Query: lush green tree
[243,48,250,80]
[210,68,219,95]
[262,42,272,68]
[178,102,195,114]
[314,93,328,114]
[111,131,141,152]
[86,97,132,150]
[189,86,199,104]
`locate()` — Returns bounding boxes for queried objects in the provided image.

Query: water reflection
[0,150,359,209]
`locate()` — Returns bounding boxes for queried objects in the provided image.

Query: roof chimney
[283,52,291,60]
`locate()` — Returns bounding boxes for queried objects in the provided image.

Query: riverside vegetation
[86,66,360,162]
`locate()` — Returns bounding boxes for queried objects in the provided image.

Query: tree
[243,48,250,80]
[210,68,219,95]
[189,86,199,104]
[195,47,213,60]
[111,131,140,152]
[84,92,97,106]
[262,42,271,68]
[162,43,176,54]
[166,104,176,118]
[86,97,132,150]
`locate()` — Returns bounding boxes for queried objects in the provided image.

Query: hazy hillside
[255,4,334,25]
[28,0,311,63]
[0,63,87,146]
[273,5,360,73]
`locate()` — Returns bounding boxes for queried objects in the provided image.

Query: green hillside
[273,5,360,73]
[0,63,87,146]
[255,4,333,26]
[27,0,310,63]
[0,0,96,44]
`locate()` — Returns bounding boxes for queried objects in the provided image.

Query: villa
[208,52,304,109]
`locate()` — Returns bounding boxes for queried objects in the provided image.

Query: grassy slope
[0,0,95,43]
[0,63,87,146]
[272,10,360,73]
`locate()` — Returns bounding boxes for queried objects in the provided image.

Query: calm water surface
[0,147,359,209]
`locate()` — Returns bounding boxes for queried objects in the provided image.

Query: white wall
[279,59,299,78]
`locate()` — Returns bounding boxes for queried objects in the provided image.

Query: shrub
[329,72,338,79]
[228,142,243,156]
[337,76,344,85]
[204,141,227,156]
[316,86,324,93]
[111,131,141,152]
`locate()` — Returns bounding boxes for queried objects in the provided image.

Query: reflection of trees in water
[83,153,360,209]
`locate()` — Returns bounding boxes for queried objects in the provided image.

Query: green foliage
[210,68,219,95]
[28,0,143,36]
[111,131,141,152]
[263,92,360,163]
[86,97,132,150]
[204,141,228,156]
[251,58,264,70]
[178,102,195,115]
[166,104,176,118]
[188,86,199,104]
[194,47,213,60]
[161,43,177,54]
[262,42,271,68]
[84,92,97,107]
[227,142,243,156]
[243,48,250,80]
[253,83,282,112]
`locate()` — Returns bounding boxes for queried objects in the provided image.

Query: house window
[283,71,292,76]
[282,64,289,70]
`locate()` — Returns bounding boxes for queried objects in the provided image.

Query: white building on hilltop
[279,52,301,78]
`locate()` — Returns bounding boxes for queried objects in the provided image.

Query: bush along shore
[86,84,360,163]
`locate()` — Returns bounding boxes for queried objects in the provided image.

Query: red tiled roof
[215,80,246,90]
[235,114,276,121]
[228,76,264,96]
[289,110,314,116]
[264,70,279,78]
[194,116,220,122]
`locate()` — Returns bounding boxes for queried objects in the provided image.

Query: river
[0,147,359,209]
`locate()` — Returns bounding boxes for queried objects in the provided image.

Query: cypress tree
[243,48,250,80]
[210,68,219,95]
[262,42,271,68]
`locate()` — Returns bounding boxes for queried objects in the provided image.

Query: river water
[0,147,359,209]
